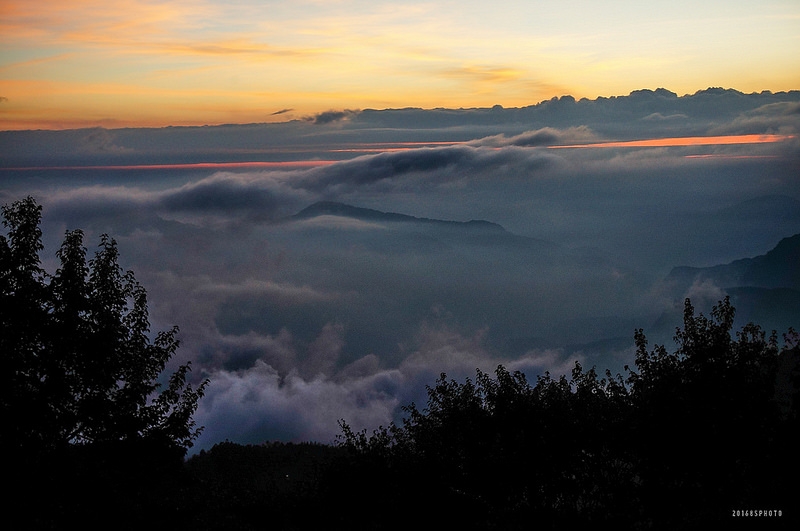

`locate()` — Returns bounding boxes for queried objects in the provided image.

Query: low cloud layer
[470,126,598,147]
[304,109,360,125]
[2,89,799,451]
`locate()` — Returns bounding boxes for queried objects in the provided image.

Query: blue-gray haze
[2,88,799,450]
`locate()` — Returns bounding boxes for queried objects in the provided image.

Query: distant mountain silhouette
[293,201,505,232]
[654,233,800,338]
[283,200,644,358]
[666,233,800,291]
[290,201,564,256]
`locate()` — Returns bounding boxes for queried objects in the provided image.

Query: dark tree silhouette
[1,196,207,457]
[338,297,798,529]
[1,197,210,528]
[338,364,640,529]
[628,297,797,528]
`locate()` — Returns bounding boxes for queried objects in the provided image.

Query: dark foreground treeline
[2,198,798,529]
[12,300,797,530]
[187,299,798,531]
[328,300,799,531]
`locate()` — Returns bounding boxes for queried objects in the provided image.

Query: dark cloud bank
[1,88,799,451]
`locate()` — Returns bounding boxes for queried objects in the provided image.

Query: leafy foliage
[1,196,208,457]
[627,297,794,526]
[339,297,798,529]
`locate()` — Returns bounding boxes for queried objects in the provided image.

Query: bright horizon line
[2,88,798,132]
[3,133,794,171]
[3,1,798,131]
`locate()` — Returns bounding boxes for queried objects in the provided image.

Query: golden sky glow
[1,0,799,129]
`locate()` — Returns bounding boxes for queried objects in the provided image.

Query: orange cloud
[2,1,798,129]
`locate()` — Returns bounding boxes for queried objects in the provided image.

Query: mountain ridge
[651,233,800,342]
[666,233,800,291]
[293,201,507,232]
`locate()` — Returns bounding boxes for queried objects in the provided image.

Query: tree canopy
[338,297,799,529]
[1,196,207,458]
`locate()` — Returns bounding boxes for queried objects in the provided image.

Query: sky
[1,0,800,129]
[0,1,799,453]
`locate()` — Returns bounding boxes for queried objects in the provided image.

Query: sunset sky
[1,0,799,129]
[1,2,799,450]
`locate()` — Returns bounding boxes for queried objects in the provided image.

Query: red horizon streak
[4,160,339,171]
[548,134,794,149]
[3,134,793,171]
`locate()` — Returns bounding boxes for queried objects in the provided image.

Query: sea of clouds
[2,89,799,450]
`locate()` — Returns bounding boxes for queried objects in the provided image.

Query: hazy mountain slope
[294,201,506,232]
[666,233,800,291]
[653,233,800,341]
[214,201,645,365]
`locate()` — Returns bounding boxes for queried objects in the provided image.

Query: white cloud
[191,321,585,451]
[7,90,799,453]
